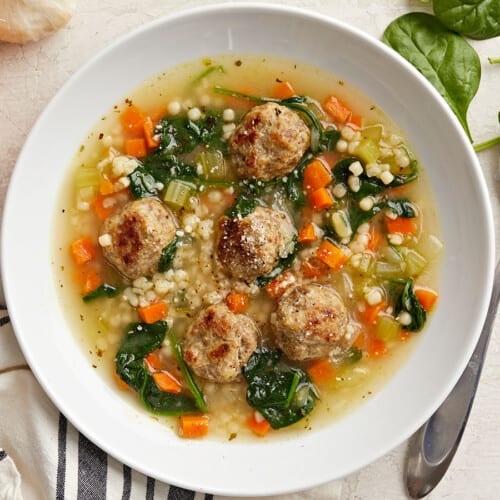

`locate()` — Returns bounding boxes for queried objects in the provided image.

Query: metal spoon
[406,260,500,498]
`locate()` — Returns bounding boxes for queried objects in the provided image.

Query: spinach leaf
[243,348,318,429]
[386,199,417,218]
[434,0,500,40]
[383,13,481,141]
[128,111,227,199]
[141,373,199,415]
[83,284,120,303]
[347,200,384,236]
[158,111,226,155]
[225,192,260,219]
[115,321,201,414]
[115,322,166,391]
[167,329,208,413]
[158,236,180,272]
[129,165,160,198]
[394,279,427,331]
[255,236,299,287]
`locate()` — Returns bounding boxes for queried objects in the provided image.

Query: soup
[54,54,443,440]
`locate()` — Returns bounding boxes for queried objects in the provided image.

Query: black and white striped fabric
[0,304,211,500]
[0,302,340,500]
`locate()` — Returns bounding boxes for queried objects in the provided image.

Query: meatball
[100,198,176,280]
[271,283,349,361]
[217,206,295,281]
[183,302,259,383]
[229,102,310,181]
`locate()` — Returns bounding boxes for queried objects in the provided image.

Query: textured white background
[0,1,499,499]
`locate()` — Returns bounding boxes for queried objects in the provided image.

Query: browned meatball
[229,102,310,181]
[217,206,295,281]
[271,283,349,361]
[183,302,259,383]
[99,198,176,280]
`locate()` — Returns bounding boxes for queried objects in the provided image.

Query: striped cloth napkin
[0,289,341,500]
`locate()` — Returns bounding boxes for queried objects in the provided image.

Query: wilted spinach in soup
[56,55,443,440]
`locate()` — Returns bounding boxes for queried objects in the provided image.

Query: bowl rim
[1,2,495,496]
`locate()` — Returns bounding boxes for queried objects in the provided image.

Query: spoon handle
[406,260,500,499]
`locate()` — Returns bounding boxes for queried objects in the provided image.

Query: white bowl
[1,3,494,496]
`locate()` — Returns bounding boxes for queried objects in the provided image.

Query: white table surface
[1,1,499,498]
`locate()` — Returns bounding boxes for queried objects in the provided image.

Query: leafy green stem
[474,136,500,152]
[167,329,208,413]
[488,57,500,64]
[213,86,325,148]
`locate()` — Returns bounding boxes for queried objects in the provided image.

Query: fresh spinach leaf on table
[383,13,481,141]
[433,0,500,40]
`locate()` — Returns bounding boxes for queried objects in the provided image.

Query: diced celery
[334,365,369,388]
[331,210,352,239]
[380,245,404,265]
[75,166,100,190]
[375,260,404,279]
[354,138,380,164]
[375,315,401,342]
[199,150,226,180]
[361,124,383,142]
[163,180,195,209]
[418,234,444,260]
[403,248,428,276]
[358,253,374,274]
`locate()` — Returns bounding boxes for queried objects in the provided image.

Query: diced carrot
[301,257,328,279]
[70,236,96,265]
[316,240,348,271]
[368,337,387,358]
[308,187,334,211]
[298,222,316,244]
[360,301,387,325]
[308,359,335,385]
[145,351,162,372]
[385,216,416,235]
[150,106,168,123]
[366,224,381,252]
[178,415,209,438]
[138,301,168,324]
[347,114,363,129]
[226,292,249,314]
[93,195,116,221]
[272,80,296,99]
[125,138,147,158]
[113,371,130,391]
[79,267,102,295]
[303,159,333,192]
[265,271,296,300]
[152,371,182,394]
[323,95,352,123]
[414,287,438,312]
[120,104,145,135]
[246,413,271,437]
[99,178,114,196]
[143,116,160,149]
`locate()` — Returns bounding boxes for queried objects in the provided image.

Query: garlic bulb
[0,0,76,44]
